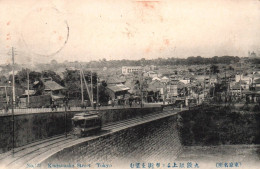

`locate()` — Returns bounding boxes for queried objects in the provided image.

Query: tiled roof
[107,84,130,92]
[106,77,126,84]
[43,81,64,91]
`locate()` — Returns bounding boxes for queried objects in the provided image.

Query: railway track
[0,109,180,169]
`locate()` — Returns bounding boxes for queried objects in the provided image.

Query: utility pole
[11,84,14,157]
[12,47,15,103]
[80,70,84,105]
[4,86,8,103]
[81,69,93,107]
[27,69,30,107]
[64,101,67,138]
[10,47,16,157]
[225,67,227,106]
[139,67,144,108]
[240,61,242,99]
[90,65,94,107]
[96,76,99,108]
[203,68,206,101]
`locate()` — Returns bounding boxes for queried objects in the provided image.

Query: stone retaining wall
[0,107,162,153]
[43,115,182,168]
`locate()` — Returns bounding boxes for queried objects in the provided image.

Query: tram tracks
[0,110,179,169]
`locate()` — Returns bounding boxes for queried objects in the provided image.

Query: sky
[0,0,260,65]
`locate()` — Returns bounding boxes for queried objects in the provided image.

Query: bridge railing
[0,103,161,115]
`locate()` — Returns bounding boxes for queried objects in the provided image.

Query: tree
[63,69,99,101]
[98,81,109,104]
[0,76,8,85]
[210,64,219,74]
[50,59,58,65]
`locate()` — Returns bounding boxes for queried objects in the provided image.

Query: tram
[71,111,102,137]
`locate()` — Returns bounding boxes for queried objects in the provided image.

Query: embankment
[42,105,260,168]
[0,107,162,153]
[43,114,182,166]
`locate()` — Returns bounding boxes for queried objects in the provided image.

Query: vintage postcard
[0,0,260,169]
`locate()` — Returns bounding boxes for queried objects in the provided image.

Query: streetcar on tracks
[71,111,102,137]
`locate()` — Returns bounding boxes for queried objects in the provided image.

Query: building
[146,71,158,78]
[122,66,143,75]
[152,77,161,81]
[161,76,170,83]
[253,78,260,91]
[106,84,130,100]
[33,78,66,100]
[235,74,251,85]
[106,76,126,85]
[166,81,186,98]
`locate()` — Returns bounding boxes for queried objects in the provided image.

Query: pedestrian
[4,104,9,114]
[112,100,115,107]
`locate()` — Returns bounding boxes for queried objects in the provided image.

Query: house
[230,82,244,94]
[150,65,157,70]
[209,75,218,84]
[195,75,210,83]
[33,78,66,101]
[166,81,186,98]
[179,79,190,84]
[147,71,158,78]
[106,84,130,100]
[152,77,161,81]
[253,78,260,91]
[106,76,126,85]
[161,76,170,83]
[146,80,166,102]
[148,80,165,92]
[235,74,251,85]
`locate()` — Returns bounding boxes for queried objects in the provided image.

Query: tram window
[73,120,85,127]
[85,120,96,127]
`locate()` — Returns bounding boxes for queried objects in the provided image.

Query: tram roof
[72,114,100,121]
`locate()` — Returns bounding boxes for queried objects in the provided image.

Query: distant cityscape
[0,52,259,112]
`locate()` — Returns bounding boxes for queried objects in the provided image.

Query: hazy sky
[0,0,260,65]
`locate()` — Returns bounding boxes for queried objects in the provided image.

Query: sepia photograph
[0,0,260,169]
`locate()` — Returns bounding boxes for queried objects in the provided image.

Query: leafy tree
[0,76,8,85]
[210,64,219,74]
[98,81,109,104]
[50,59,58,65]
[63,69,102,102]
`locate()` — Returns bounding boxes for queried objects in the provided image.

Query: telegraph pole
[91,70,93,107]
[240,61,242,99]
[12,47,15,103]
[11,47,15,157]
[96,76,99,108]
[64,101,67,138]
[80,70,84,105]
[27,69,30,107]
[225,67,227,106]
[81,69,93,107]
